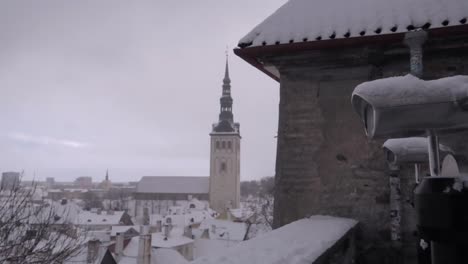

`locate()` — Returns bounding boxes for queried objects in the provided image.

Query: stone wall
[266,31,468,264]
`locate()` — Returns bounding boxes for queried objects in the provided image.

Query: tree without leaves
[0,181,84,263]
[82,191,103,210]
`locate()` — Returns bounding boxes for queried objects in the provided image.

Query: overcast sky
[0,0,287,182]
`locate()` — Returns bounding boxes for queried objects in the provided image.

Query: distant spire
[105,169,109,181]
[223,49,230,84]
[213,51,236,133]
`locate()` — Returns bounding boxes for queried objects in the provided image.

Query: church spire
[223,53,230,86]
[105,169,109,181]
[219,54,233,122]
[212,53,239,133]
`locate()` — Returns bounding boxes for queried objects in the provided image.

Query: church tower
[209,55,241,214]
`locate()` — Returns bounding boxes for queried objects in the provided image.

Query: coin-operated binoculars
[383,137,453,181]
[352,74,468,264]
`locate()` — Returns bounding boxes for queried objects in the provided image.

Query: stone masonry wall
[267,31,468,264]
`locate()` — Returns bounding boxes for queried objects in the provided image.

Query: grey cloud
[0,0,287,181]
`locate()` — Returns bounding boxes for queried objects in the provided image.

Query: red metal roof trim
[235,24,468,82]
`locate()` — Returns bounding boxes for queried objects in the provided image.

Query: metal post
[405,30,440,177]
[427,130,441,176]
[414,164,421,183]
[404,30,427,79]
[405,30,433,264]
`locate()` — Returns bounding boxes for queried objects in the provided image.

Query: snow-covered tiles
[239,0,468,47]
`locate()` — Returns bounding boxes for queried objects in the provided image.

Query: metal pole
[405,30,440,177]
[414,164,421,183]
[404,30,426,78]
[427,130,441,176]
[405,30,433,264]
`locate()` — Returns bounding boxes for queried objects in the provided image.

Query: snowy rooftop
[136,176,209,194]
[192,215,357,264]
[77,210,126,226]
[119,239,189,264]
[239,0,468,48]
[199,219,247,242]
[111,225,140,237]
[152,229,194,248]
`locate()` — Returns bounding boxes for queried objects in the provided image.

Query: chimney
[87,239,100,264]
[227,210,232,221]
[156,220,162,233]
[137,226,151,264]
[115,232,124,262]
[184,225,193,239]
[163,223,172,239]
[143,207,149,225]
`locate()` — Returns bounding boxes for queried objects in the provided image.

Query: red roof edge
[234,24,468,82]
[233,48,280,82]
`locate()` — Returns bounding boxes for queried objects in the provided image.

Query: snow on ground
[192,215,357,264]
[239,0,468,47]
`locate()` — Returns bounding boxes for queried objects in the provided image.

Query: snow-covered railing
[192,215,358,264]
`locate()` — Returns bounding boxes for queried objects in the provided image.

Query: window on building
[220,162,227,172]
[222,141,226,148]
[228,141,232,149]
[216,141,220,149]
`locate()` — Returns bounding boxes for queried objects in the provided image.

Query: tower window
[222,141,226,149]
[228,141,232,149]
[216,141,220,149]
[220,162,227,172]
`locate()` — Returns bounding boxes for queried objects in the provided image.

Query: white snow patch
[192,215,357,264]
[420,239,429,250]
[353,74,468,108]
[152,228,194,248]
[452,180,463,192]
[239,0,468,47]
[154,248,190,264]
[383,137,452,155]
[198,219,247,242]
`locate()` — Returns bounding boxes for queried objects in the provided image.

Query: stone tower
[209,56,241,214]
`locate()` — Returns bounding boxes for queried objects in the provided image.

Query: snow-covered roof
[152,229,194,248]
[119,238,189,264]
[77,210,126,226]
[111,225,140,237]
[163,209,214,228]
[239,0,468,48]
[193,238,233,259]
[30,200,82,225]
[136,176,209,194]
[152,248,189,264]
[193,215,357,264]
[199,219,247,242]
[229,208,255,221]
